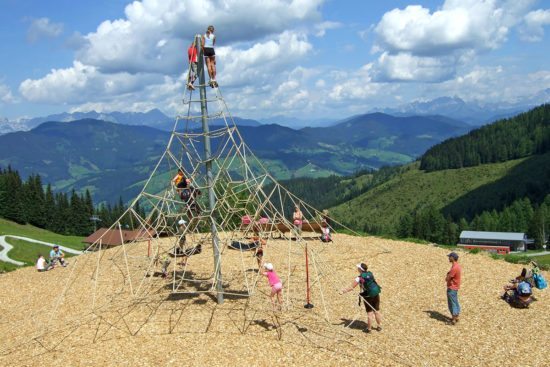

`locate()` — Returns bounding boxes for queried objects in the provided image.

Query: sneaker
[188,83,195,90]
[363,328,371,333]
[374,326,382,331]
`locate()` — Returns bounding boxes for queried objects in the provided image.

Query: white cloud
[328,64,386,102]
[0,83,15,104]
[374,52,457,82]
[314,21,341,37]
[16,0,327,118]
[371,0,535,82]
[436,66,550,103]
[19,61,162,104]
[520,8,550,42]
[27,17,63,43]
[214,31,313,86]
[75,0,323,75]
[374,1,531,55]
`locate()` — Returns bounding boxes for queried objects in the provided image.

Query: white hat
[178,219,187,225]
[356,263,364,271]
[263,263,273,271]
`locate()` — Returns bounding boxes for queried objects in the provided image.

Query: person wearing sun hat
[445,252,462,325]
[341,263,382,333]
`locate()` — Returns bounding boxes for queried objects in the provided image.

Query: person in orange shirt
[445,252,461,325]
[187,41,197,90]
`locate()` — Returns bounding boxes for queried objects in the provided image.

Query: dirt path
[0,235,82,266]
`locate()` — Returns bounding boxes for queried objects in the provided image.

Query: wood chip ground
[0,234,548,367]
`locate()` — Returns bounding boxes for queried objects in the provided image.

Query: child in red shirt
[187,42,197,90]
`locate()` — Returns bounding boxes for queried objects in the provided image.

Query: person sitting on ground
[341,263,382,333]
[262,263,283,311]
[201,25,217,87]
[187,41,198,90]
[36,254,50,272]
[49,245,67,268]
[502,277,534,309]
[515,267,535,288]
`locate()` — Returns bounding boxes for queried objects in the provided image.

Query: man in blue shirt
[49,245,67,268]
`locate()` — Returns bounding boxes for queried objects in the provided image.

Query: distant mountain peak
[371,95,544,125]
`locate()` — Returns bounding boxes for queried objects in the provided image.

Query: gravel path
[0,235,82,266]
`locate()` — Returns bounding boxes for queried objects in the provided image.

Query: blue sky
[0,0,549,121]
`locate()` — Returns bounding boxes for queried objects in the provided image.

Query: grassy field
[4,237,77,266]
[330,158,529,234]
[0,218,86,251]
[495,253,550,270]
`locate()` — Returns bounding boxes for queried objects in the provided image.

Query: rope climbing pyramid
[83,34,357,310]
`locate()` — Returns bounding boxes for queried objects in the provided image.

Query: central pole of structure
[196,34,224,304]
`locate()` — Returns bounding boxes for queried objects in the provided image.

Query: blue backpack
[517,281,532,296]
[533,273,547,290]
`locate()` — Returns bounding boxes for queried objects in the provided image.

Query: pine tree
[44,184,56,231]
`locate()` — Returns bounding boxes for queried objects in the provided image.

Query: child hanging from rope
[172,169,189,194]
[251,229,266,269]
[262,263,283,311]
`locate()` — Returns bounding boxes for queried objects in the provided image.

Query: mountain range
[0,112,470,203]
[0,109,261,134]
[372,91,550,125]
[2,93,548,133]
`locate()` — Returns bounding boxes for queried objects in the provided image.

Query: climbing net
[0,35,406,366]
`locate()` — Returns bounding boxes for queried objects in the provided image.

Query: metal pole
[196,34,224,304]
[304,243,314,309]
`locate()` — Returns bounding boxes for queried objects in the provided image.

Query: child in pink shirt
[262,263,283,310]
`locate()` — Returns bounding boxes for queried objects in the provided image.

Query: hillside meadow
[331,153,550,234]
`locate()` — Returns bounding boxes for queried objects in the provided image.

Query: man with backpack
[341,263,382,333]
[445,252,461,325]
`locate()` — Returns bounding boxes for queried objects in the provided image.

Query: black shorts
[204,48,215,57]
[362,294,380,312]
[176,180,187,189]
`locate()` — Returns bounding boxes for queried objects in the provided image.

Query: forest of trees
[0,166,141,236]
[420,104,550,171]
[274,165,404,216]
[397,196,550,249]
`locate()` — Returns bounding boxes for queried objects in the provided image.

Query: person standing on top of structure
[187,41,198,90]
[445,252,462,325]
[201,25,217,87]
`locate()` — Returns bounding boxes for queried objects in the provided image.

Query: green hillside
[0,218,85,250]
[0,218,85,273]
[330,154,550,235]
[421,104,550,171]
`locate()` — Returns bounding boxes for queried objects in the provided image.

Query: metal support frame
[196,34,224,304]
